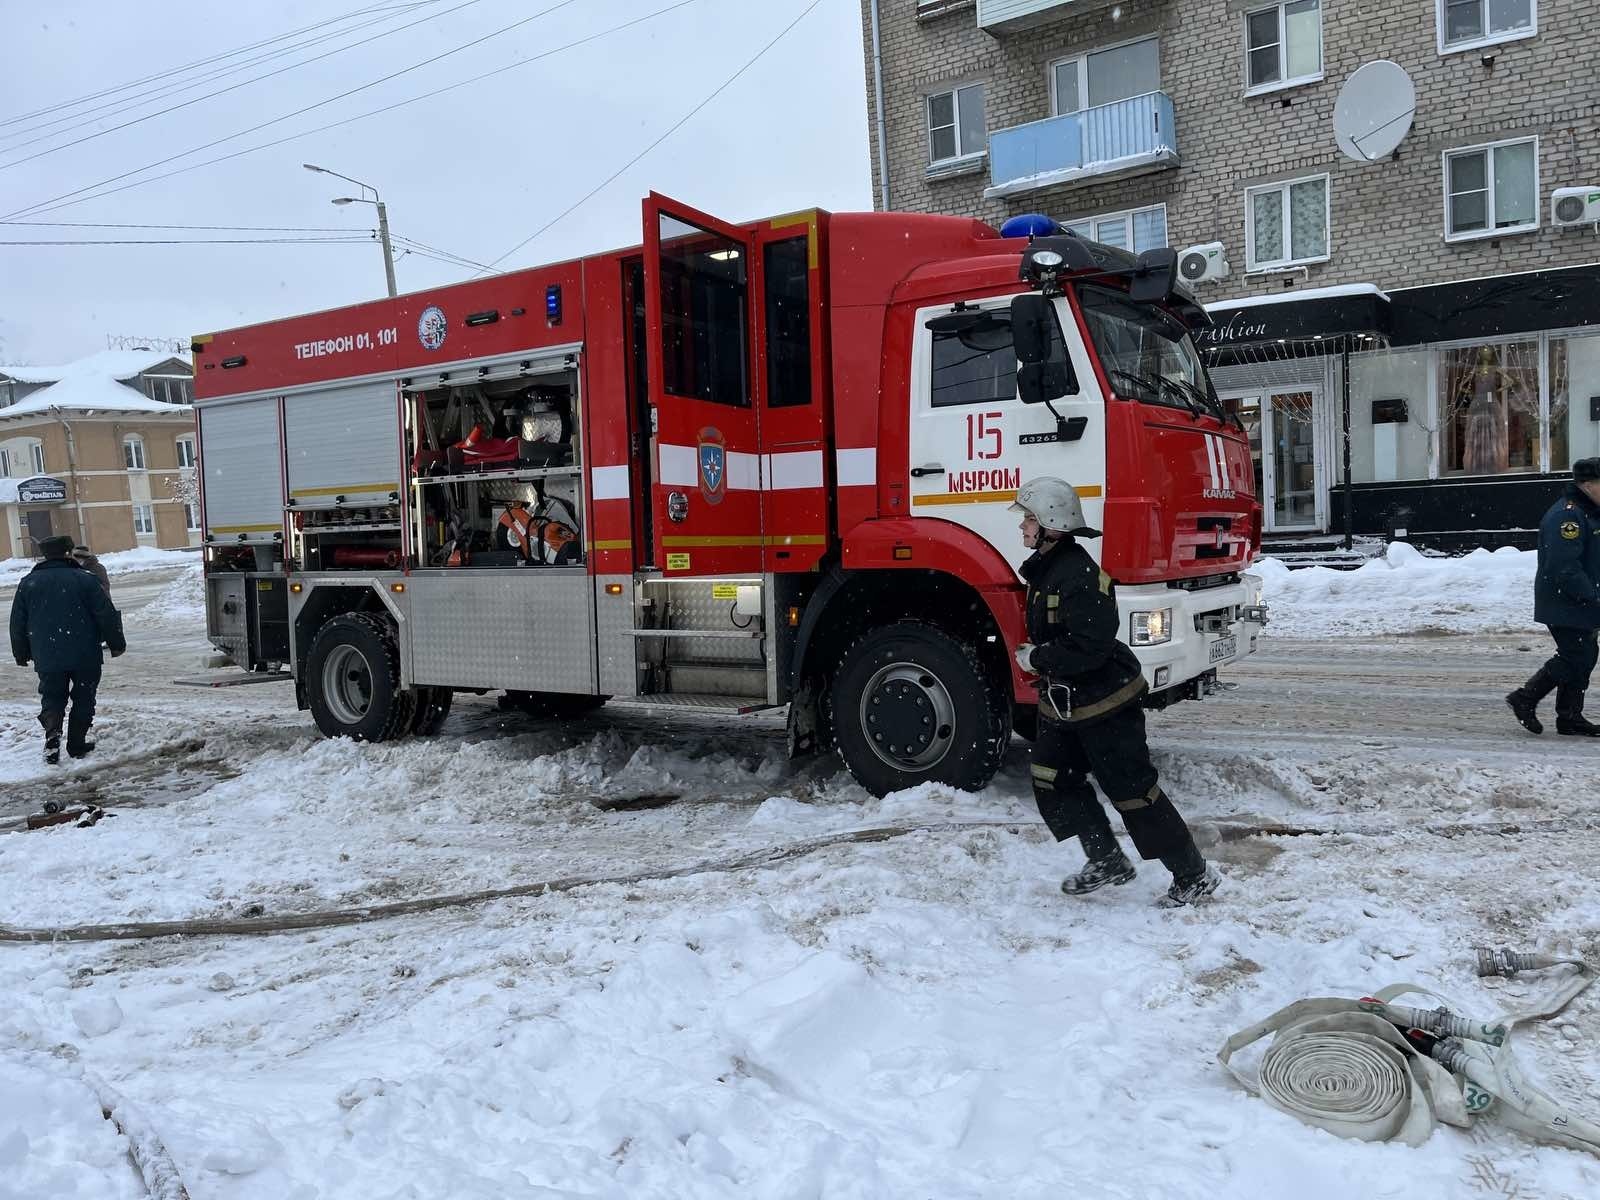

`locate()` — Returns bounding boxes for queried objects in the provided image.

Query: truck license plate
[1209,635,1237,663]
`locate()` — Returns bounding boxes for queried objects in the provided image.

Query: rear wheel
[830,621,1009,797]
[305,614,411,742]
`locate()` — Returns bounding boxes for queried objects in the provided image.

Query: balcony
[985,92,1178,199]
[976,0,1123,36]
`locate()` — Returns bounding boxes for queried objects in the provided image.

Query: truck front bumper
[1120,572,1268,701]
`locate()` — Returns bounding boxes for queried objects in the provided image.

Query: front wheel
[829,621,1009,797]
[305,614,412,742]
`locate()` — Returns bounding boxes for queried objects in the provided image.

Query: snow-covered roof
[1205,283,1391,314]
[0,349,192,420]
[0,349,189,384]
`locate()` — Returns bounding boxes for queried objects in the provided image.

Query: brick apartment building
[0,351,198,558]
[860,0,1600,547]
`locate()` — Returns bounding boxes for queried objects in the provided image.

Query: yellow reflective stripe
[914,484,1101,507]
[1112,782,1161,812]
[769,209,820,268]
[585,539,632,551]
[209,522,281,534]
[1030,763,1058,781]
[290,483,398,498]
[1060,676,1147,723]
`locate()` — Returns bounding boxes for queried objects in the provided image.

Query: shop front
[0,474,74,560]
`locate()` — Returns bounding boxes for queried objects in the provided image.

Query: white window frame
[123,434,147,472]
[926,82,986,167]
[1244,173,1332,271]
[29,441,44,474]
[1061,203,1169,253]
[176,435,197,469]
[184,501,201,532]
[1243,1,1324,97]
[1435,0,1536,56]
[1048,35,1162,117]
[133,504,155,535]
[1442,136,1539,243]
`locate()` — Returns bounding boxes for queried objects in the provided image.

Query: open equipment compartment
[404,350,584,570]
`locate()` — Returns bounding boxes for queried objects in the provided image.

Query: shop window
[133,504,155,535]
[657,214,748,408]
[1439,341,1541,476]
[1246,175,1329,270]
[176,435,197,468]
[1051,37,1160,115]
[1061,204,1167,253]
[927,83,985,165]
[1246,1,1323,94]
[1438,0,1535,54]
[123,434,147,471]
[1549,333,1600,471]
[1445,139,1537,240]
[1346,350,1433,483]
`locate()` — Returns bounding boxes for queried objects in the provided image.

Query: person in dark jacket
[1507,457,1600,736]
[1011,477,1219,907]
[9,535,126,764]
[71,545,112,595]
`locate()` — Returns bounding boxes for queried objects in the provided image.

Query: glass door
[1268,389,1320,531]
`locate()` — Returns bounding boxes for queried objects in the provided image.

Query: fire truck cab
[193,193,1265,797]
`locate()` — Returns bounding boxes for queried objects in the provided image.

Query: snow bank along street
[2,555,1598,1199]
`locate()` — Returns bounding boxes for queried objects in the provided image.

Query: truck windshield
[1076,284,1222,420]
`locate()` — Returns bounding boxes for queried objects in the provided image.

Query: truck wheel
[830,621,1009,797]
[410,687,453,736]
[305,614,411,742]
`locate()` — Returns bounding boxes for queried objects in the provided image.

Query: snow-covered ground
[1,557,1597,1199]
[0,545,197,588]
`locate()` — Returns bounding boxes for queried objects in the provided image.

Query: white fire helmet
[1009,476,1100,538]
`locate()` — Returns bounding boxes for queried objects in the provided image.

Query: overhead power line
[2,0,700,223]
[0,0,495,171]
[483,0,828,272]
[0,2,433,129]
[0,236,376,246]
[1,0,584,219]
[0,220,358,232]
[389,232,495,273]
[0,3,444,150]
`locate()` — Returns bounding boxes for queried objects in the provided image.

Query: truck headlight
[1130,608,1173,646]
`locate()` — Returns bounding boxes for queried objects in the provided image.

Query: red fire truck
[193,193,1266,796]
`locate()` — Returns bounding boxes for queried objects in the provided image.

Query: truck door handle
[911,463,945,478]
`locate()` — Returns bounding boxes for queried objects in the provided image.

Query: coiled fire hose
[1219,948,1600,1155]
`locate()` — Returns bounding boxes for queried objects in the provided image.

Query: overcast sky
[0,0,871,364]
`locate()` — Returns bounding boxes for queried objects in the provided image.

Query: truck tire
[410,687,453,736]
[305,614,411,742]
[830,620,1009,797]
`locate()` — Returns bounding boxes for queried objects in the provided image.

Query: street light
[303,162,397,298]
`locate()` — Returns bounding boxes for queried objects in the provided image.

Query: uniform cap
[1575,457,1600,484]
[38,534,75,558]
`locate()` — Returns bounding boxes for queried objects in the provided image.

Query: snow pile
[0,1056,144,1200]
[133,564,205,626]
[0,546,195,587]
[1256,542,1538,638]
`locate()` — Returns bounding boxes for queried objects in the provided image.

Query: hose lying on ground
[1220,950,1600,1155]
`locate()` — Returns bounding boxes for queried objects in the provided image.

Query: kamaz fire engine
[192,193,1267,796]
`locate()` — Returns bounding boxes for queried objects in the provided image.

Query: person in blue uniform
[1507,457,1600,737]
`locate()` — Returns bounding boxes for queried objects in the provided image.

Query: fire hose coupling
[1476,946,1550,978]
[1365,998,1506,1046]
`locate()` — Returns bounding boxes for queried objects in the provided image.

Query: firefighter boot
[40,710,63,766]
[1506,666,1560,735]
[1060,825,1137,896]
[1157,840,1221,908]
[66,717,95,760]
[1555,686,1600,737]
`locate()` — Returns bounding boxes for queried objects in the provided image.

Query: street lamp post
[303,162,397,298]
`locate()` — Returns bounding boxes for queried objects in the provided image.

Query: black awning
[1388,264,1600,346]
[1194,287,1392,354]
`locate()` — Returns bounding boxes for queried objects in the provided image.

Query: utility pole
[303,163,397,299]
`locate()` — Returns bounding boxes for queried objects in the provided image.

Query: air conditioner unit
[1179,242,1230,284]
[1552,187,1600,227]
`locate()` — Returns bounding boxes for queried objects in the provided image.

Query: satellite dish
[1333,61,1415,163]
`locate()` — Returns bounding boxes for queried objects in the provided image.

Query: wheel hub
[860,661,956,772]
[323,644,374,727]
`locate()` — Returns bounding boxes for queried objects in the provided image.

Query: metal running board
[171,672,293,688]
[610,693,779,715]
[628,628,763,640]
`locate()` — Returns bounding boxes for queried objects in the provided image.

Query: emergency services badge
[417,305,447,352]
[698,427,726,506]
[1561,520,1582,540]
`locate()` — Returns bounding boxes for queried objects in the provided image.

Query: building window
[133,504,155,535]
[1440,341,1542,476]
[185,502,201,532]
[927,83,985,164]
[0,449,9,478]
[1437,0,1535,53]
[30,442,44,474]
[176,435,197,468]
[1549,333,1600,472]
[1051,37,1160,115]
[123,434,147,471]
[1062,204,1168,253]
[1444,138,1538,241]
[1245,175,1330,269]
[1346,350,1433,483]
[1246,1,1323,93]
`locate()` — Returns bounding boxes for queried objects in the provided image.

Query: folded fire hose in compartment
[1219,949,1600,1155]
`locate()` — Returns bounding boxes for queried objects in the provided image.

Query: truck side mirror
[1130,248,1179,305]
[1011,293,1075,405]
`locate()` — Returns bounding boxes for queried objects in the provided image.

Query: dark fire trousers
[1544,625,1598,693]
[1030,703,1194,860]
[38,662,102,738]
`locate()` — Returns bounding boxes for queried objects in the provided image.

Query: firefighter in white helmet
[1011,477,1220,906]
